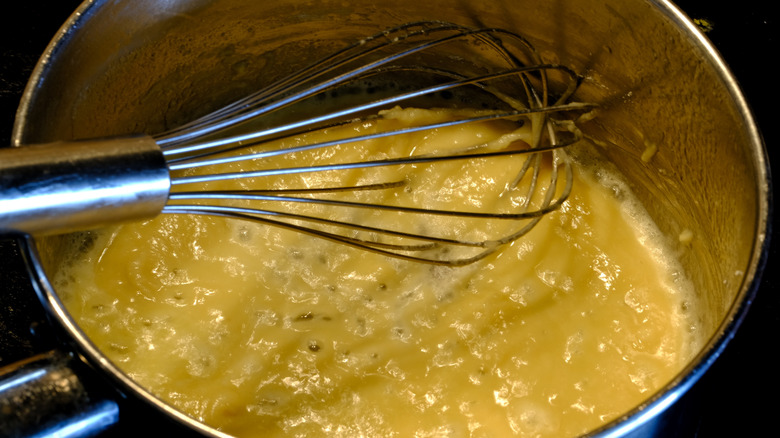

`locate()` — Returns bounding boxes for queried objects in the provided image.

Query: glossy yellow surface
[56,108,697,437]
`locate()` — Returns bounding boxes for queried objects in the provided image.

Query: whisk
[0,21,593,265]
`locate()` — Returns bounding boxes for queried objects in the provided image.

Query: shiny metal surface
[0,350,119,438]
[0,136,169,235]
[6,20,593,265]
[6,0,770,436]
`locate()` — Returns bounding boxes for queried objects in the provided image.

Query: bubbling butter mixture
[55,107,698,437]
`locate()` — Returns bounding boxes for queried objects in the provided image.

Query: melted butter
[56,107,698,437]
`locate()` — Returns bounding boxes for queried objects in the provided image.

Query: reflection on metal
[0,351,119,438]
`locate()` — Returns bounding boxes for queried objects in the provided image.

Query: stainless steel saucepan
[0,0,769,436]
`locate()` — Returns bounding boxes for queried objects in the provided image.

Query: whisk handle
[0,136,170,235]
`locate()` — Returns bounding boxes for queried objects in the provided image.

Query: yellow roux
[56,107,699,437]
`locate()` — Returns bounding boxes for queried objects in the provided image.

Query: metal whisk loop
[165,100,591,173]
[156,21,559,150]
[156,21,592,265]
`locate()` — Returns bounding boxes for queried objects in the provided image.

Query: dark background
[1,1,776,436]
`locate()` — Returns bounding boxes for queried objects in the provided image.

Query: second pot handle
[0,350,119,438]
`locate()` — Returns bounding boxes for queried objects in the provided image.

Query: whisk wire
[166,101,591,174]
[155,23,475,146]
[161,65,581,160]
[156,22,550,150]
[156,21,592,265]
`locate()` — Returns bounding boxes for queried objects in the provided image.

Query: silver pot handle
[0,350,119,438]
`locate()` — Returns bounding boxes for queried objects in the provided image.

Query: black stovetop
[1,1,776,436]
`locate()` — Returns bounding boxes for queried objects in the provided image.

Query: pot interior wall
[14,0,766,434]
